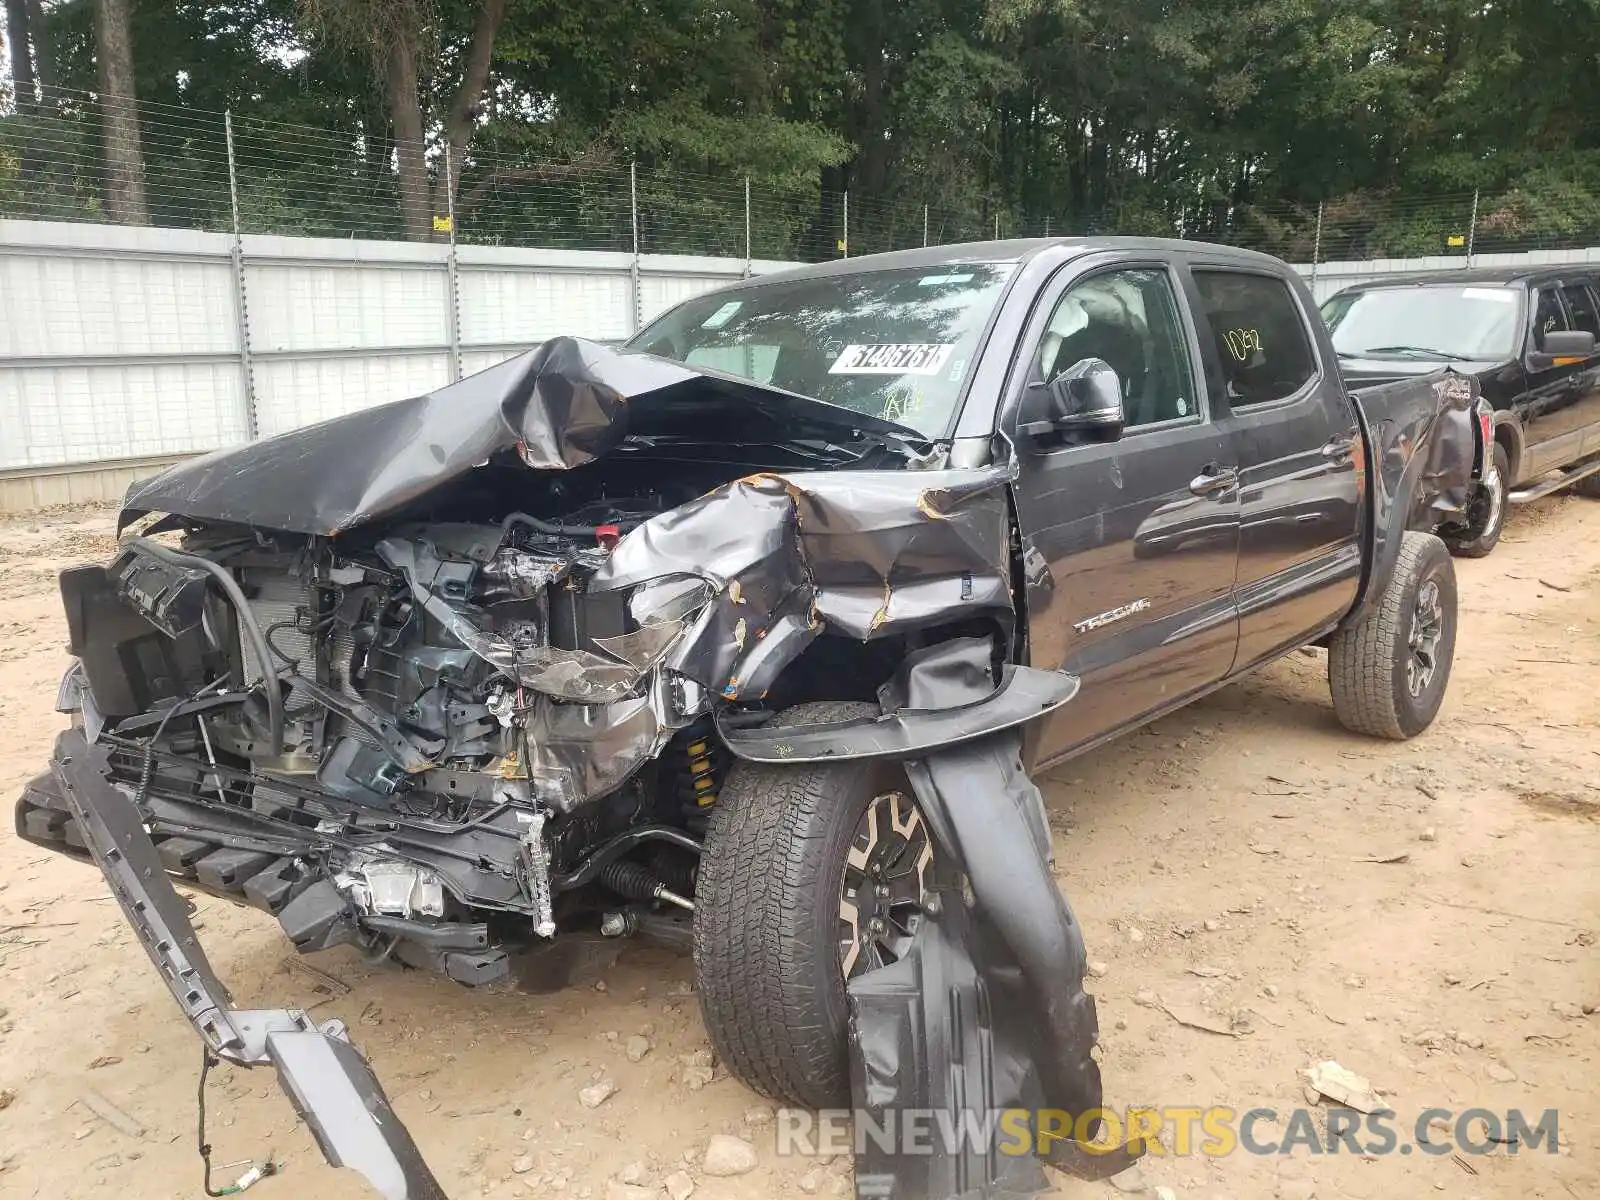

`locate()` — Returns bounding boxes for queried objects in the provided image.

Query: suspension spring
[674,721,720,812]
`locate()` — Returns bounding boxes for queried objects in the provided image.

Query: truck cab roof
[750,236,1293,286]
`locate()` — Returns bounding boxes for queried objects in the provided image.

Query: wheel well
[1494,421,1520,484]
[760,617,1011,711]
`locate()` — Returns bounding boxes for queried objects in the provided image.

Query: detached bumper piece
[846,732,1143,1199]
[46,729,448,1200]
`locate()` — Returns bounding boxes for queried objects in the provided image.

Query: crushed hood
[119,337,925,536]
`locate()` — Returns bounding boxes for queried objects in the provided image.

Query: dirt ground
[0,496,1595,1200]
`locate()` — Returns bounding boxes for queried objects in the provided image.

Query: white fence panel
[251,354,453,439]
[0,252,235,358]
[0,222,248,472]
[245,262,450,354]
[458,264,633,348]
[1,360,248,468]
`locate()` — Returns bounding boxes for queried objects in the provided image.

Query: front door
[1009,262,1241,768]
[1519,284,1594,478]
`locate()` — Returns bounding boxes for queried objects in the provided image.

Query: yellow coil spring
[686,737,718,807]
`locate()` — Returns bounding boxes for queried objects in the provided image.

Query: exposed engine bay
[51,475,762,983]
[25,338,1038,988]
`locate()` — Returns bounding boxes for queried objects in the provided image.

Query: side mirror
[1530,328,1596,369]
[1019,357,1125,442]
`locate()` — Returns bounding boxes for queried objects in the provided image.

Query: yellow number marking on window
[1224,328,1263,362]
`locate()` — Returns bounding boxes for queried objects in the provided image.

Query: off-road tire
[1573,470,1600,499]
[1329,531,1457,739]
[1442,444,1509,558]
[693,700,896,1109]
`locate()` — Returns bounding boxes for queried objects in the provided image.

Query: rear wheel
[1442,443,1509,558]
[1329,531,1457,739]
[1573,470,1600,499]
[692,702,935,1108]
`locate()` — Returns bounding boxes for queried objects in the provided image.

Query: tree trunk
[384,29,431,241]
[5,0,39,183]
[5,0,35,103]
[25,0,52,101]
[431,0,506,240]
[95,0,147,225]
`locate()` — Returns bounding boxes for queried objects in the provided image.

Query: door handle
[1188,466,1239,496]
[1321,433,1358,463]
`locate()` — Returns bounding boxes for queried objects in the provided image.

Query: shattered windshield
[1322,284,1523,361]
[627,262,1018,438]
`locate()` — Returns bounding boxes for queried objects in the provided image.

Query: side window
[1032,268,1198,428]
[1533,287,1567,348]
[1560,284,1600,337]
[1191,270,1318,406]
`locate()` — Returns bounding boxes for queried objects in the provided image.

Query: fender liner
[845,732,1144,1197]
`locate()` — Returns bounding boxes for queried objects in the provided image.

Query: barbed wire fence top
[6,88,1600,264]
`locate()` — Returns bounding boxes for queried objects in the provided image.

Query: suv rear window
[1192,270,1317,406]
[1561,284,1600,336]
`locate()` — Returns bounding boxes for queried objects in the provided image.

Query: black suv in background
[1324,267,1600,555]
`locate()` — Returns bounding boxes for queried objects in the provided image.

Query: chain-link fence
[6,88,1600,264]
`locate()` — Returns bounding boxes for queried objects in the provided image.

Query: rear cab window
[1560,282,1600,337]
[1191,270,1318,406]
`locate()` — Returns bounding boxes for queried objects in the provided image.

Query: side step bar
[1508,453,1600,503]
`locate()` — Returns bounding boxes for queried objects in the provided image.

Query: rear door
[1185,266,1363,669]
[1007,259,1241,767]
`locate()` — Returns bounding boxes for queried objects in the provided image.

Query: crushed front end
[21,515,719,984]
[13,336,1122,1198]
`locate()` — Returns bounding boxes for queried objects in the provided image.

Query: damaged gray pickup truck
[15,238,1493,1199]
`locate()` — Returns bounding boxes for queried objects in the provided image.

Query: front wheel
[692,702,936,1109]
[1329,531,1458,739]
